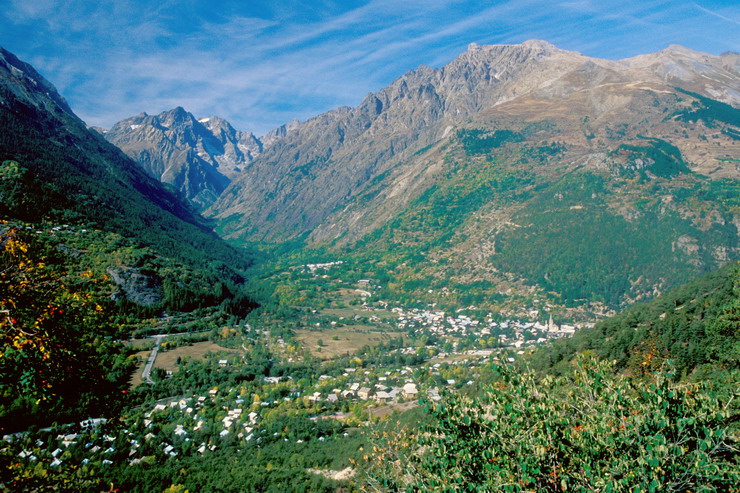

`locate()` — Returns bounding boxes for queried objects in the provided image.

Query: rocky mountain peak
[456,39,574,66]
[157,107,200,134]
[199,115,234,132]
[208,40,740,246]
[105,108,263,209]
[261,119,304,147]
[720,51,740,74]
[622,44,740,106]
[521,38,560,51]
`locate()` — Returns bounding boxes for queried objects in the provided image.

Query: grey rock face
[198,116,262,179]
[105,108,262,209]
[207,40,739,243]
[0,47,77,119]
[203,41,600,240]
[107,266,163,307]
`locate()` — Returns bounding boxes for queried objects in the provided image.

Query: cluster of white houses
[305,261,344,273]
[393,306,583,344]
[3,391,275,470]
[307,381,425,404]
[4,419,109,468]
[298,259,587,347]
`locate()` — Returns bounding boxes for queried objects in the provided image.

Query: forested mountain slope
[534,259,740,380]
[0,47,253,274]
[0,47,258,431]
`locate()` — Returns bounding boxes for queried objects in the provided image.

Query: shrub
[365,358,739,492]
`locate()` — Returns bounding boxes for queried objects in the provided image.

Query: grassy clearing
[154,341,240,372]
[128,341,240,388]
[321,307,368,318]
[368,309,398,321]
[296,327,406,359]
[319,306,398,321]
[127,338,155,350]
[369,401,418,419]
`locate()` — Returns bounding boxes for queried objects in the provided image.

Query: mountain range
[4,40,740,314]
[99,106,309,211]
[207,40,739,241]
[203,40,737,310]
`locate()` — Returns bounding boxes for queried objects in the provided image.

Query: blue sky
[1,0,738,136]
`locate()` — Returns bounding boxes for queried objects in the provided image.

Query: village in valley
[3,257,589,478]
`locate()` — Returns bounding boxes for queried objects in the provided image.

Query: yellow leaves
[4,237,29,255]
[12,334,27,349]
[162,485,189,493]
[219,326,237,338]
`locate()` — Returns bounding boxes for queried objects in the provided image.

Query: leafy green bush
[0,226,134,432]
[366,359,739,492]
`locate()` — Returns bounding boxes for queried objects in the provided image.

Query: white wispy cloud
[693,3,740,27]
[0,0,737,136]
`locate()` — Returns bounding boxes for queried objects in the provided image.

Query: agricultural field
[295,327,406,359]
[127,340,240,388]
[153,341,240,372]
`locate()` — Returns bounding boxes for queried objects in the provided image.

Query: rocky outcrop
[107,266,163,307]
[198,116,262,179]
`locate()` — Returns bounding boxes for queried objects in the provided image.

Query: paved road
[141,335,166,384]
[139,330,210,384]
